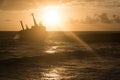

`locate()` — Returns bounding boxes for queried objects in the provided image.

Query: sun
[43,11,60,25]
[42,6,61,27]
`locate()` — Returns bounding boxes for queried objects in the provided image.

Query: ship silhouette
[14,13,46,41]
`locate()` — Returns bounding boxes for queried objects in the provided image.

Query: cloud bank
[82,13,120,24]
[0,0,72,10]
[0,0,120,10]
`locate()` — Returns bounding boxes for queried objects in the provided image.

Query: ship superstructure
[17,13,46,41]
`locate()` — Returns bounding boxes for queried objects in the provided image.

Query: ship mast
[20,20,25,30]
[31,13,38,27]
[25,24,29,30]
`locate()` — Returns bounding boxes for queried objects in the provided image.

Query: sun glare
[42,6,61,28]
[43,11,60,25]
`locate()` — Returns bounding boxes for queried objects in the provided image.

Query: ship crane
[31,13,38,27]
[20,20,25,30]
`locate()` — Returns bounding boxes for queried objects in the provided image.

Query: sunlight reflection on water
[44,44,75,55]
[41,67,65,80]
[45,46,59,54]
[45,50,56,54]
[0,32,120,80]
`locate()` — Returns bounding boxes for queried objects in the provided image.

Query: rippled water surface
[0,32,120,80]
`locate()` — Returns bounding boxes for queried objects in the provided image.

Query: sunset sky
[0,0,120,31]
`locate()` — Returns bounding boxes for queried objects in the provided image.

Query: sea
[0,31,120,80]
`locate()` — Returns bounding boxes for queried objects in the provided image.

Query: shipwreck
[14,13,47,41]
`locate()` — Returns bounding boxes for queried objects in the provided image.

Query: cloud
[0,0,72,10]
[1,0,120,10]
[97,13,120,24]
[82,13,120,24]
[99,13,111,23]
[82,15,99,24]
[67,0,120,8]
[112,14,120,23]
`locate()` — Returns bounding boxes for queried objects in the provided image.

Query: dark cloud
[99,13,112,23]
[112,14,120,23]
[82,15,99,24]
[82,13,120,24]
[0,0,72,10]
[98,13,120,24]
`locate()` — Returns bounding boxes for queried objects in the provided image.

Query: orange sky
[0,0,120,31]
